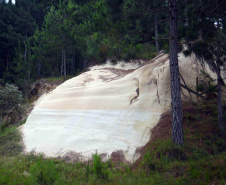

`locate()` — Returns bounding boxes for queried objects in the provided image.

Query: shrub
[29,157,60,185]
[0,83,23,126]
[92,153,110,180]
[0,126,22,156]
[143,140,187,172]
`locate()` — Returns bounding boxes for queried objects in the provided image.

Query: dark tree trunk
[155,13,159,52]
[6,49,9,69]
[25,35,27,64]
[184,7,189,27]
[63,48,66,78]
[0,110,2,128]
[216,62,224,131]
[37,62,41,78]
[61,49,63,77]
[169,0,183,145]
[24,48,27,63]
[71,55,74,75]
[216,18,224,132]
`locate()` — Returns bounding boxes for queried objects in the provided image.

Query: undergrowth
[0,126,22,156]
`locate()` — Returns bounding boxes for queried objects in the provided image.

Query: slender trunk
[63,48,66,78]
[196,77,199,99]
[71,55,74,75]
[216,18,224,132]
[51,66,53,77]
[24,45,27,63]
[198,0,203,39]
[184,7,189,27]
[61,49,63,77]
[37,62,41,78]
[155,13,159,52]
[6,50,9,69]
[216,62,224,131]
[0,110,2,128]
[169,0,183,145]
[25,19,28,63]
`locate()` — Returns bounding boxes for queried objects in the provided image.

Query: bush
[143,140,187,171]
[92,153,110,180]
[29,157,60,185]
[0,83,23,126]
[0,126,22,156]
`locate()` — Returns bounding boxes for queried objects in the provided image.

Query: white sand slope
[22,53,208,162]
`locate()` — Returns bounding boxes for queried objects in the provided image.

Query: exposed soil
[29,79,65,103]
[98,68,136,82]
[111,150,127,164]
[132,98,226,169]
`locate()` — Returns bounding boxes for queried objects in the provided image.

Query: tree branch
[180,83,206,99]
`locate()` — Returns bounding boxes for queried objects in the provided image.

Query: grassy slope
[0,100,225,185]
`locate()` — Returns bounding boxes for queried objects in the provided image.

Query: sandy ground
[22,53,213,162]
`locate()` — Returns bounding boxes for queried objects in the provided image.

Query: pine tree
[183,0,226,132]
[169,0,183,145]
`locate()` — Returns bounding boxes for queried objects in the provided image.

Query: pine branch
[208,0,226,16]
[127,7,169,16]
[138,18,169,34]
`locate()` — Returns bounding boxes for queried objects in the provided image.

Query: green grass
[42,75,74,83]
[0,100,225,184]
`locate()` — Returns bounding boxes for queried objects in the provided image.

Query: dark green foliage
[0,83,23,124]
[0,126,22,156]
[29,157,60,185]
[0,0,46,80]
[1,0,167,86]
[92,153,103,176]
[1,0,225,92]
[19,118,27,125]
[92,153,111,180]
[143,140,187,171]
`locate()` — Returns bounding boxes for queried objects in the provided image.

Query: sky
[5,0,16,4]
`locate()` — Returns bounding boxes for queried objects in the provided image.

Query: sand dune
[22,53,209,162]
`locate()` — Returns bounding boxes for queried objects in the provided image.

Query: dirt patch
[60,151,88,163]
[111,150,127,164]
[98,68,136,83]
[131,110,172,169]
[29,79,65,103]
[98,55,169,83]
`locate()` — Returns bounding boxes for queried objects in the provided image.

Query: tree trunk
[0,110,2,128]
[6,49,9,69]
[37,62,41,78]
[63,48,66,78]
[25,18,28,64]
[24,44,27,64]
[216,62,224,131]
[71,55,74,75]
[216,18,224,132]
[61,49,63,77]
[155,13,159,52]
[169,0,183,145]
[184,7,189,27]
